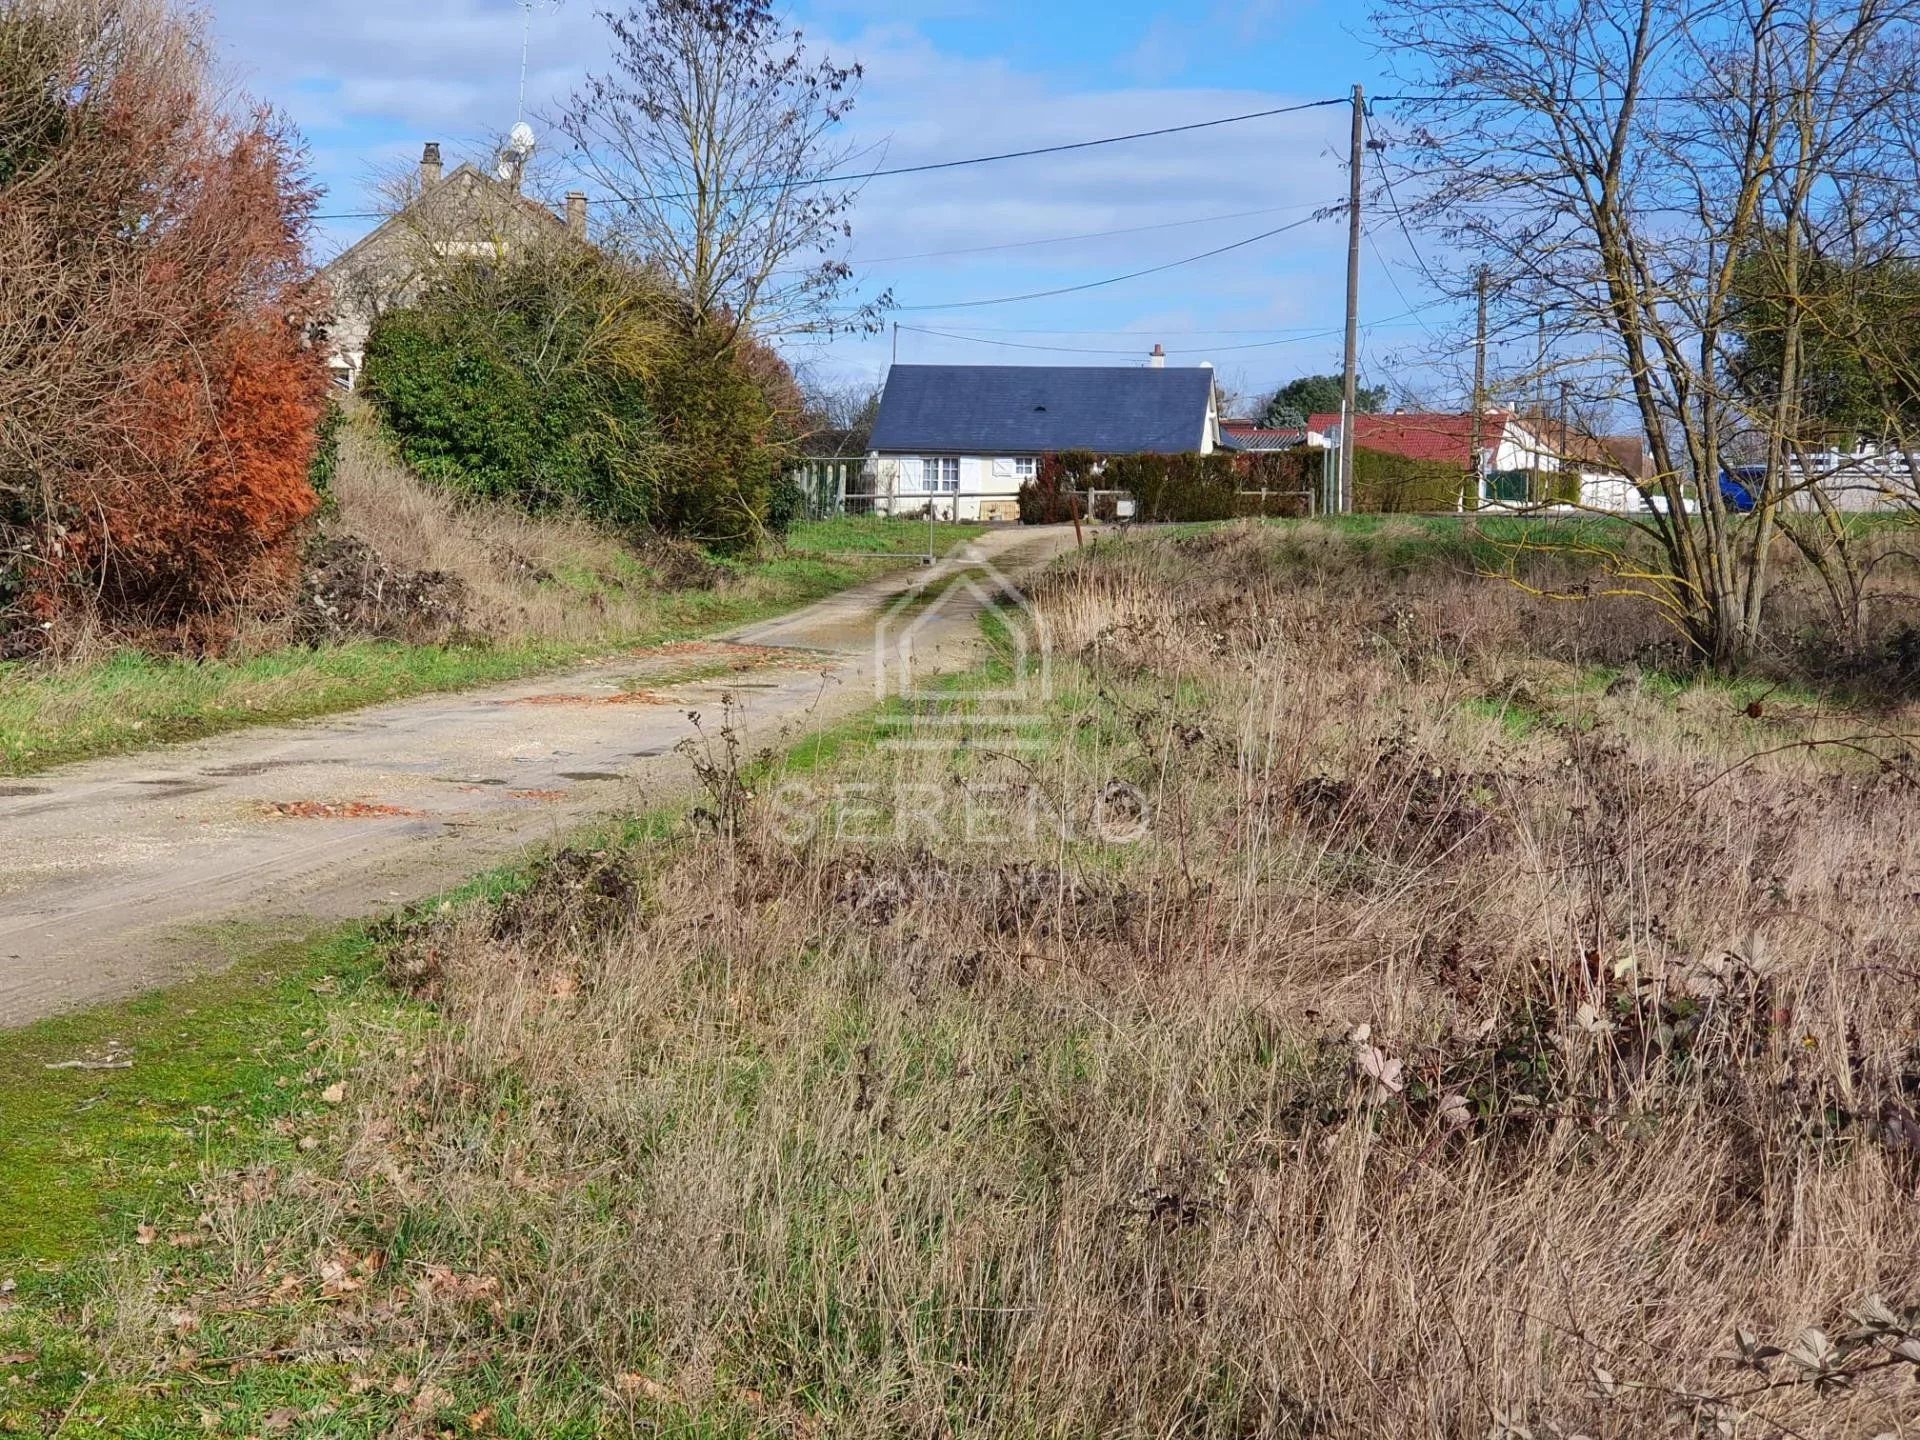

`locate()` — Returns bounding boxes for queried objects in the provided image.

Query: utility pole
[1338,83,1364,515]
[1469,267,1488,510]
[1535,309,1548,473]
[891,322,898,366]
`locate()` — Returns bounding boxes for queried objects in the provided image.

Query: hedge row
[1352,446,1473,513]
[1018,449,1320,524]
[1017,445,1488,521]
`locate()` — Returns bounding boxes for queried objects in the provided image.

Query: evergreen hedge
[363,269,656,534]
[1352,447,1476,512]
[1018,449,1319,523]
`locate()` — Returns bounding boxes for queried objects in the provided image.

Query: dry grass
[317,410,724,646]
[93,524,1920,1435]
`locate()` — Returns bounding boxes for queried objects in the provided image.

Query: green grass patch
[0,925,398,1267]
[784,514,989,556]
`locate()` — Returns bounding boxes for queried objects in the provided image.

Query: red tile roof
[1306,411,1512,467]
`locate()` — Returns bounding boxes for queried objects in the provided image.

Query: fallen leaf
[0,1352,34,1366]
[320,1082,345,1104]
[135,1224,157,1245]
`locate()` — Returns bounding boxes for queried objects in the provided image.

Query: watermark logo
[872,547,1051,711]
[769,536,1146,847]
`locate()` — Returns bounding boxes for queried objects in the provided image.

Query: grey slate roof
[869,364,1214,455]
[1220,424,1309,452]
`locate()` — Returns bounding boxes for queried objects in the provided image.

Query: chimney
[419,142,443,189]
[566,191,588,239]
[1149,343,1165,369]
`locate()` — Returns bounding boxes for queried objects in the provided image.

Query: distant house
[317,142,590,392]
[866,354,1226,520]
[1306,409,1653,511]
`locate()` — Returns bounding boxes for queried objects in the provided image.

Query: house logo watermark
[870,548,1052,724]
[764,538,1148,846]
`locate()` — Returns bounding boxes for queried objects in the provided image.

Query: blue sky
[208,0,1463,408]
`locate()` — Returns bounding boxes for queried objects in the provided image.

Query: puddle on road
[204,758,352,778]
[559,771,624,782]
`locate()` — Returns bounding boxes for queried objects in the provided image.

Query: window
[1012,457,1037,481]
[920,457,959,492]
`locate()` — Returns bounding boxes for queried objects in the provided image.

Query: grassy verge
[0,549,883,777]
[783,514,991,556]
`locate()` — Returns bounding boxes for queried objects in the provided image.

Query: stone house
[316,143,589,391]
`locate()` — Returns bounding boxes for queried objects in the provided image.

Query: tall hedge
[648,325,783,553]
[0,0,328,654]
[1351,447,1475,512]
[362,260,657,533]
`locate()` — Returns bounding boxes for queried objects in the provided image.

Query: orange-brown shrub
[0,0,326,654]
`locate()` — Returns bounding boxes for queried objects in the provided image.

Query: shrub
[1018,451,1097,524]
[308,397,347,512]
[766,469,807,535]
[1019,449,1320,523]
[649,325,784,554]
[0,0,328,652]
[362,255,659,534]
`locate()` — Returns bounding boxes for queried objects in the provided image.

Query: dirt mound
[295,534,468,644]
[634,534,729,591]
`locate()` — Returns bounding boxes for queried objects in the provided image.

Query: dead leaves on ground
[267,800,424,820]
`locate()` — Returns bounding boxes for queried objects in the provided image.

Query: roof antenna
[517,1,561,125]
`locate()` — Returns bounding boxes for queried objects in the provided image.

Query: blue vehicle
[1718,465,1764,513]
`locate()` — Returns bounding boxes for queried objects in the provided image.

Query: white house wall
[871,453,1031,521]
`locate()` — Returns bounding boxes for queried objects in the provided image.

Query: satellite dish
[497,123,537,183]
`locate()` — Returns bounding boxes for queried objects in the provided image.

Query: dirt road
[0,527,1081,1026]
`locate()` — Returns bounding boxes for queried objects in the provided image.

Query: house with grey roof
[865,354,1225,519]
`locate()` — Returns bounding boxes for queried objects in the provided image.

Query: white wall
[872,453,1033,520]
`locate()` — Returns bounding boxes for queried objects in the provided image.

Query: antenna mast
[517,1,560,124]
[517,1,533,123]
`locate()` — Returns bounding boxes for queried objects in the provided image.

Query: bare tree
[556,0,880,344]
[1378,0,1920,665]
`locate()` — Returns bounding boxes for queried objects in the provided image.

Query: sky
[206,0,1467,409]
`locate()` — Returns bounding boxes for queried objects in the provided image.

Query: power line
[905,322,1396,336]
[845,200,1327,266]
[312,97,1350,222]
[892,209,1337,312]
[1363,108,1448,298]
[1365,227,1434,336]
[898,305,1446,356]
